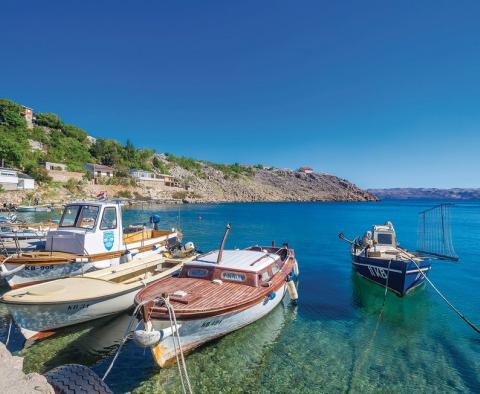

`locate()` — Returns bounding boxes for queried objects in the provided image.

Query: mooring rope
[164,297,192,394]
[4,318,12,346]
[102,300,151,381]
[347,259,392,394]
[397,249,480,334]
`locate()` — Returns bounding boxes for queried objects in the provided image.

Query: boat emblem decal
[103,231,115,251]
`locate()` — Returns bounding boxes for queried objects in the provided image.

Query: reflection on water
[0,201,479,393]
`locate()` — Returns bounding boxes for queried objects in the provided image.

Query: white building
[45,162,67,171]
[129,169,179,187]
[84,163,114,178]
[18,174,35,190]
[0,168,35,190]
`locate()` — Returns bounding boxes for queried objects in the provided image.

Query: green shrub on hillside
[211,162,254,178]
[0,99,27,128]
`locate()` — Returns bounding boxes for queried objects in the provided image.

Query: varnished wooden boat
[133,241,299,368]
[1,251,198,340]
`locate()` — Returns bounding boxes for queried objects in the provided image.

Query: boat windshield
[59,205,100,229]
[377,233,394,246]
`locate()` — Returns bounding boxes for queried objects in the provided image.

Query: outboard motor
[149,214,161,230]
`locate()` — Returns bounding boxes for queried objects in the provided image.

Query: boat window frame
[99,206,117,230]
[376,232,395,246]
[221,271,246,283]
[187,267,209,278]
[58,204,100,230]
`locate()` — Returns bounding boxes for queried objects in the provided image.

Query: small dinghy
[132,225,299,368]
[16,204,53,212]
[1,246,197,340]
[340,222,431,296]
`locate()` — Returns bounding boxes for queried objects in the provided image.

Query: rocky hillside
[0,97,376,203]
[168,162,376,202]
[368,188,480,200]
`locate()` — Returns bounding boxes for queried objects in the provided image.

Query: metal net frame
[417,203,459,261]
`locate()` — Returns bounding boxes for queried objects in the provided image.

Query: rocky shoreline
[0,343,53,394]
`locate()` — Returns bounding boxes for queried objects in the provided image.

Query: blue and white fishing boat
[341,222,431,296]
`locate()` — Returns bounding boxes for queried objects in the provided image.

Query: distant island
[0,98,376,205]
[368,188,480,200]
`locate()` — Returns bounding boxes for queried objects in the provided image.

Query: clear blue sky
[1,1,479,188]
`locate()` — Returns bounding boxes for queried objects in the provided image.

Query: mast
[216,224,231,264]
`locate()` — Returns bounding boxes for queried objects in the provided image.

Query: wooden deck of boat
[137,256,295,317]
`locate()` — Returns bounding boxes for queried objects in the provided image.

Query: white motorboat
[0,200,181,288]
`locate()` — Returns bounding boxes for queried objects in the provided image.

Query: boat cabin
[179,247,287,288]
[372,221,397,249]
[45,201,125,255]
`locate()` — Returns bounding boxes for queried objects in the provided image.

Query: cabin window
[59,205,99,229]
[100,207,117,230]
[188,268,209,278]
[377,233,393,245]
[59,205,81,227]
[221,271,246,282]
[261,271,271,282]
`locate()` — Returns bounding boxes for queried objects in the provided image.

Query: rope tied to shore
[396,248,480,334]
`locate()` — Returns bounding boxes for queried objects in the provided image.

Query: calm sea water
[1,201,479,393]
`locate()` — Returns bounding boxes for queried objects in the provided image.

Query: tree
[35,112,62,129]
[0,99,27,128]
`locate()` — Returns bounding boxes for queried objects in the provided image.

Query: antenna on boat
[217,223,231,264]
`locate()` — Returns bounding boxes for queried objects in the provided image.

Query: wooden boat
[133,228,299,368]
[342,222,431,296]
[0,201,181,289]
[1,250,197,340]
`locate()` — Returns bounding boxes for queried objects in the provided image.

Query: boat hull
[5,288,139,340]
[352,255,431,296]
[2,234,178,289]
[148,284,289,367]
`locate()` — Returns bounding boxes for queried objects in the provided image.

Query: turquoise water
[1,201,479,393]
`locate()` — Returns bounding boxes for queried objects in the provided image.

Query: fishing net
[417,204,458,261]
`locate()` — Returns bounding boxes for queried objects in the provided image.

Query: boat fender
[133,329,161,347]
[212,279,223,285]
[184,242,195,252]
[93,260,111,270]
[267,292,276,300]
[124,251,133,262]
[293,260,300,276]
[287,279,299,302]
[74,257,89,263]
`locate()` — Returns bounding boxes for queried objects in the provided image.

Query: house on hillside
[18,174,35,190]
[84,163,114,178]
[129,169,180,187]
[21,106,34,129]
[0,168,35,190]
[298,166,314,174]
[45,162,67,171]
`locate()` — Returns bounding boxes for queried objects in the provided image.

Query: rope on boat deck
[347,259,392,394]
[397,249,480,335]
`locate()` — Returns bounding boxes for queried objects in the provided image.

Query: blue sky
[1,1,479,188]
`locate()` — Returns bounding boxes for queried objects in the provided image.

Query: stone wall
[48,170,84,182]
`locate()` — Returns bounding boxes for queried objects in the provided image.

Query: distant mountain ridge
[368,188,480,200]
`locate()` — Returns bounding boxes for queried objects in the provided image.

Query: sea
[1,200,479,393]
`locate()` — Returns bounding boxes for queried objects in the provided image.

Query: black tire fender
[44,364,113,394]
